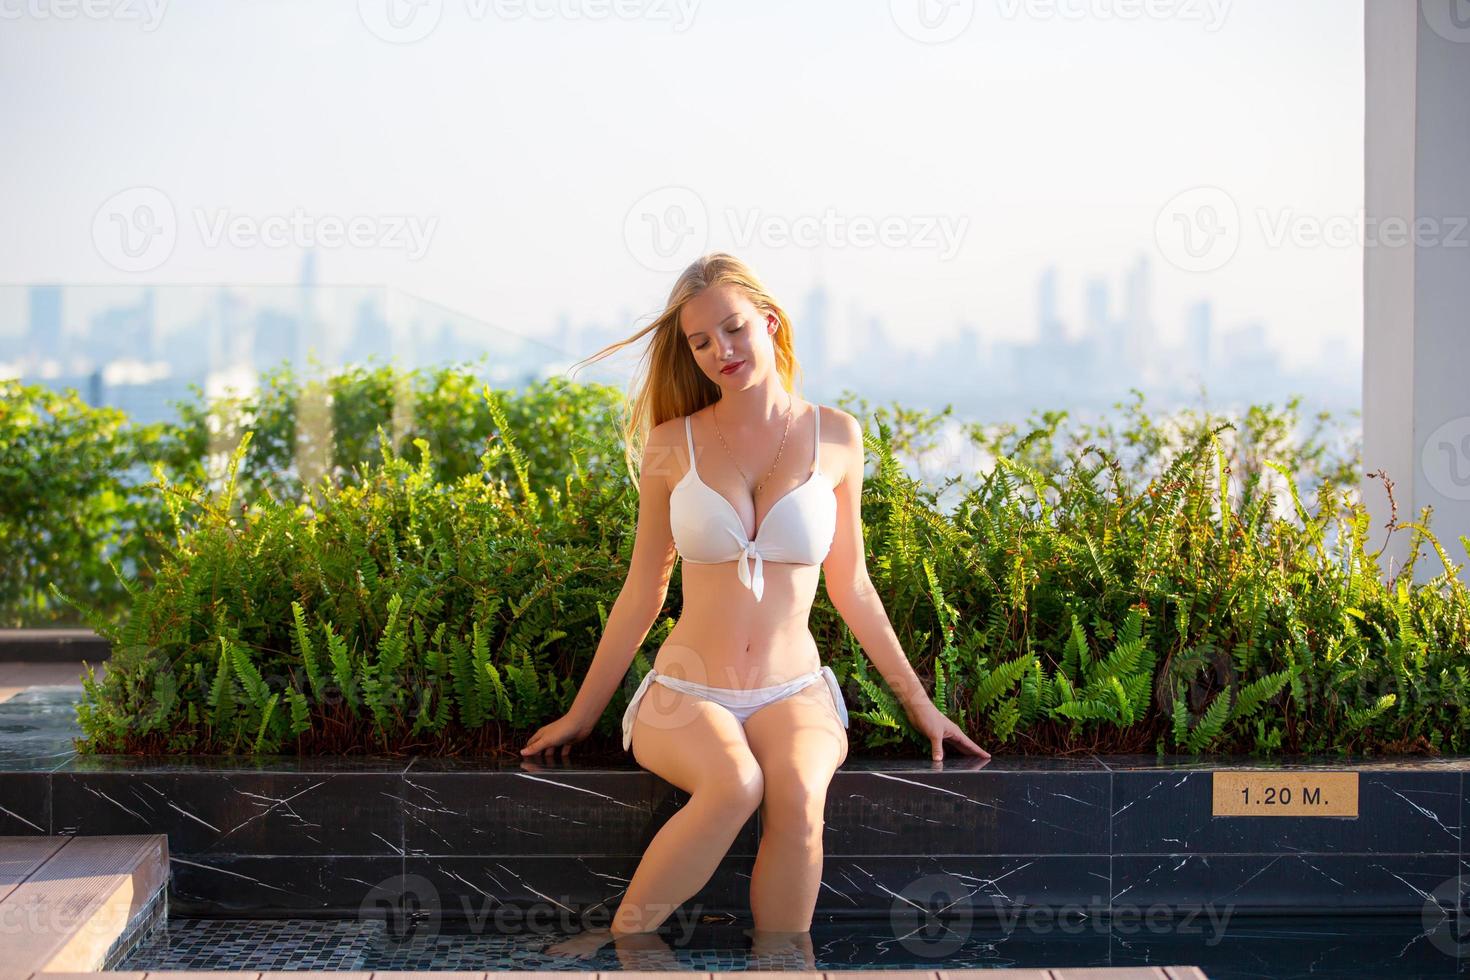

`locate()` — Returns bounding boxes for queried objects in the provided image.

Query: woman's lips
[721,360,745,375]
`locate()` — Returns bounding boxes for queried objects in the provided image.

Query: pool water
[115,911,1469,976]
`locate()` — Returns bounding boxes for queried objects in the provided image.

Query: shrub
[47,375,1470,758]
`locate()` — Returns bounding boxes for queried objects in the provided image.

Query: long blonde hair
[570,252,804,483]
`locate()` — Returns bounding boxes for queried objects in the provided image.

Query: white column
[1362,0,1470,586]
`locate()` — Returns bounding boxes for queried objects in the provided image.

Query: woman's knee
[757,772,831,842]
[695,756,765,816]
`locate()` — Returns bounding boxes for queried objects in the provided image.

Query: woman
[519,252,990,953]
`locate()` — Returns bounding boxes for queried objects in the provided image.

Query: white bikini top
[669,405,837,601]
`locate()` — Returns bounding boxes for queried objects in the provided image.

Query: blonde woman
[521,252,989,956]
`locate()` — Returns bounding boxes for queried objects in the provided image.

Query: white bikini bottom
[621,665,850,753]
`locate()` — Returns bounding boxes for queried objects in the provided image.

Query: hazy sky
[0,0,1364,369]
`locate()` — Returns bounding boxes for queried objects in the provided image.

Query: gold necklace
[713,395,795,497]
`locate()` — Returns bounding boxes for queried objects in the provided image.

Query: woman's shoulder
[815,403,861,446]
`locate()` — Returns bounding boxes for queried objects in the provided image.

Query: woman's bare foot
[543,925,617,960]
[611,926,684,971]
[744,926,816,969]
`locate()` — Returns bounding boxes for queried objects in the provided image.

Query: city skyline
[5,244,1359,430]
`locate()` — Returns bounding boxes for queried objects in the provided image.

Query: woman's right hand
[519,712,592,761]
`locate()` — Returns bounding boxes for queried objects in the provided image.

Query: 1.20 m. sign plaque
[1212,771,1359,816]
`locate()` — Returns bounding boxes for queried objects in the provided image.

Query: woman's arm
[821,408,990,760]
[820,408,930,709]
[564,419,680,732]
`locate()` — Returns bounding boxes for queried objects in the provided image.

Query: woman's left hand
[906,701,991,761]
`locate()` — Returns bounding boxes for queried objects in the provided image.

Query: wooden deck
[1,834,167,975]
[21,968,1210,978]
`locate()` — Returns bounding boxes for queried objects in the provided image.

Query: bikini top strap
[812,404,821,473]
[684,415,697,476]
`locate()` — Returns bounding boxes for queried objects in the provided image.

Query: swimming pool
[115,910,1467,976]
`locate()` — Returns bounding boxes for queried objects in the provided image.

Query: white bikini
[621,403,849,753]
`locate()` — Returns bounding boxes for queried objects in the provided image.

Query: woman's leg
[740,676,848,933]
[616,682,765,937]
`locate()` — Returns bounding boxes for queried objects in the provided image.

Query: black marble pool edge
[1,753,1465,921]
[0,628,111,663]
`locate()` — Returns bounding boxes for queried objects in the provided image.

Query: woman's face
[679,283,776,390]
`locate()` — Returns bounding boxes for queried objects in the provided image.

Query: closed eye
[694,325,742,351]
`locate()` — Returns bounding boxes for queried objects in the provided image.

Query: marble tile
[1112,770,1462,855]
[54,753,414,773]
[837,756,1109,772]
[166,854,405,917]
[51,771,407,855]
[0,770,48,832]
[826,770,1108,855]
[401,769,659,857]
[1097,753,1470,772]
[1106,911,1463,978]
[817,855,1113,914]
[1110,853,1460,912]
[404,852,759,921]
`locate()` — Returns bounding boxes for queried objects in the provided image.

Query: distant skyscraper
[1125,253,1157,348]
[298,249,323,367]
[27,285,63,362]
[1186,300,1213,377]
[1084,277,1110,339]
[88,288,156,363]
[348,294,390,365]
[1037,266,1065,347]
[800,283,830,383]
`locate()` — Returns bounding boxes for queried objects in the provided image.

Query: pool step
[13,967,1210,978]
[0,833,168,974]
